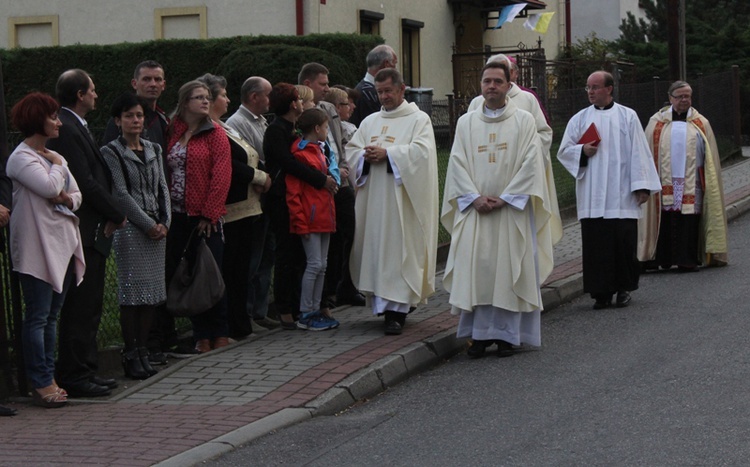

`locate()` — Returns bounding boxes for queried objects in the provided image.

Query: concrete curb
[542,273,584,311]
[726,196,750,222]
[153,408,312,467]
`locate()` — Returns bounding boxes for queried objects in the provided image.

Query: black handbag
[166,230,225,317]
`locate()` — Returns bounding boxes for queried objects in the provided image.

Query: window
[8,15,59,48]
[401,19,424,87]
[359,9,384,35]
[154,7,207,39]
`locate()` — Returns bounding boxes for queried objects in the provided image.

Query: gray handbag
[166,231,226,317]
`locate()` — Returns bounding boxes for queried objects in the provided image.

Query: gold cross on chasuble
[369,126,396,146]
[477,133,506,163]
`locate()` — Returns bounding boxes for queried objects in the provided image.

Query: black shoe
[616,291,632,308]
[139,347,159,376]
[495,340,515,358]
[394,312,406,326]
[593,296,612,310]
[148,351,168,365]
[63,381,112,398]
[467,339,491,358]
[280,320,298,331]
[384,320,403,335]
[90,376,118,389]
[677,265,699,273]
[122,349,149,380]
[384,310,404,335]
[338,292,366,307]
[165,344,201,358]
[0,405,17,416]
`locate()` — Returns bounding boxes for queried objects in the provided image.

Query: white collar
[62,107,88,127]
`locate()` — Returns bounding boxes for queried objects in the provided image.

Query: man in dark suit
[349,45,397,127]
[100,60,169,150]
[48,69,126,398]
[0,155,14,415]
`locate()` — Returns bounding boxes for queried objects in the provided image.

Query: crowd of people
[0,43,729,414]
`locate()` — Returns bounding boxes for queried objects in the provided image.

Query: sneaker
[306,314,339,332]
[254,317,281,329]
[325,316,340,329]
[297,311,319,330]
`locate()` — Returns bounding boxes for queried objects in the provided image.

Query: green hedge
[1,33,383,129]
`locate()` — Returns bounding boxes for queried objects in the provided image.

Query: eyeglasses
[337,102,349,106]
[584,85,607,92]
[189,95,211,102]
[670,94,692,100]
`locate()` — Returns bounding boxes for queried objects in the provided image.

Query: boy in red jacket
[287,108,339,330]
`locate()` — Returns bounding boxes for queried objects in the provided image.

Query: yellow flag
[534,12,555,34]
[524,12,555,34]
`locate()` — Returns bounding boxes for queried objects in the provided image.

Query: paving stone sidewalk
[2,157,749,467]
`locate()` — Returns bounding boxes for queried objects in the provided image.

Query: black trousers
[166,213,228,341]
[224,215,257,338]
[581,218,640,299]
[56,246,107,385]
[267,194,305,317]
[324,185,357,299]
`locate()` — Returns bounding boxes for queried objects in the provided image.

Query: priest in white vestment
[442,62,557,358]
[637,80,728,270]
[468,54,562,247]
[345,68,439,335]
[558,71,660,310]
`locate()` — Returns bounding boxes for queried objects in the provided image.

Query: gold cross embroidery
[477,133,506,163]
[369,126,396,146]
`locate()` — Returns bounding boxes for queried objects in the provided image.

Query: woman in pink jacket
[7,93,85,408]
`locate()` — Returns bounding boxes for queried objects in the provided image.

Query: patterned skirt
[113,222,167,306]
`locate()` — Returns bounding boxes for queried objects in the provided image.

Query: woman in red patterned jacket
[165,80,232,353]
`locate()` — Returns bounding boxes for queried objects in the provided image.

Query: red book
[578,123,601,147]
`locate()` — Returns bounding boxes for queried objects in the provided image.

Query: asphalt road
[210,214,750,466]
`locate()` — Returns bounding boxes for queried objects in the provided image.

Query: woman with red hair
[7,92,85,408]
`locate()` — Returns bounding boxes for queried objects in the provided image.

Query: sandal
[51,379,68,397]
[33,387,67,408]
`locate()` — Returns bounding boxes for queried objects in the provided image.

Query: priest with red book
[558,71,660,310]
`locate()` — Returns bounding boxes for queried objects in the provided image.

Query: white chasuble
[345,101,439,309]
[441,100,555,314]
[469,84,562,246]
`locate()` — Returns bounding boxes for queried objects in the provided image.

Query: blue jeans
[20,262,75,389]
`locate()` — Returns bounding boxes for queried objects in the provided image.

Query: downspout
[565,0,571,46]
[296,0,304,36]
